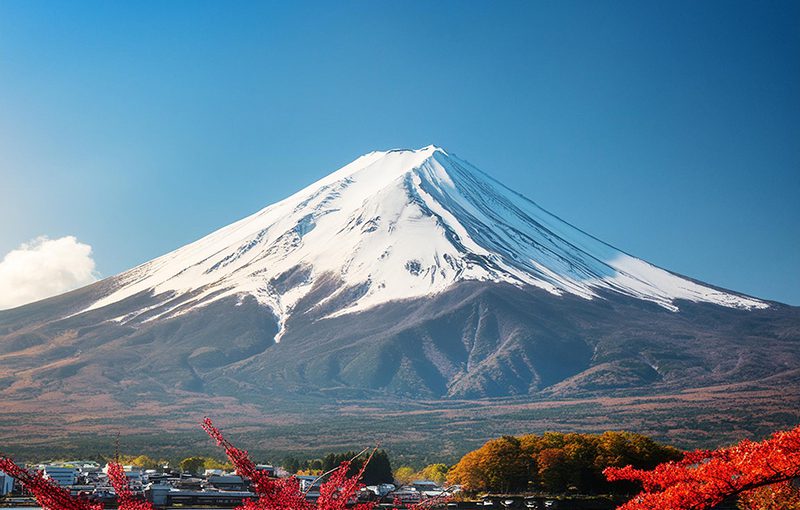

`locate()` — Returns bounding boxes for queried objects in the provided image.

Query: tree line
[447,431,683,494]
[118,431,682,494]
[284,450,394,486]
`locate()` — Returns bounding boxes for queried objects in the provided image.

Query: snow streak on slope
[83,145,767,338]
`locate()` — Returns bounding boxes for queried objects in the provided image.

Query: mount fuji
[80,145,766,326]
[0,146,798,449]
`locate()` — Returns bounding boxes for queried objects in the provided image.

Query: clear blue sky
[1,0,798,304]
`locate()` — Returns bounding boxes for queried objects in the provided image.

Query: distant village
[0,460,458,508]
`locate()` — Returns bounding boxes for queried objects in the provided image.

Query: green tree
[282,456,300,474]
[316,450,392,484]
[179,456,207,475]
[420,463,449,485]
[362,450,393,485]
[130,455,160,470]
[322,453,339,472]
[203,457,233,471]
[116,455,161,470]
[394,466,417,485]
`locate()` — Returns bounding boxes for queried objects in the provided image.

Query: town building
[41,466,77,487]
[0,470,14,496]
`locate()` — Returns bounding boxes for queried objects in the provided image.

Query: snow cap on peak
[81,144,768,331]
[309,145,453,194]
[417,144,447,154]
[378,144,448,156]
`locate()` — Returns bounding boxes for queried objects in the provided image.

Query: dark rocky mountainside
[1,277,797,407]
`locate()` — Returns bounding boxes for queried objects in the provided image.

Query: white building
[296,475,321,492]
[365,483,395,497]
[412,480,441,492]
[391,486,421,504]
[42,466,77,486]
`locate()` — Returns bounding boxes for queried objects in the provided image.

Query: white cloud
[0,236,99,310]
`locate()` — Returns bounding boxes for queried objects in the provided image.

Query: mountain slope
[0,145,796,422]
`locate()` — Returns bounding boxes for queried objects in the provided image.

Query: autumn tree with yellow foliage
[448,431,680,494]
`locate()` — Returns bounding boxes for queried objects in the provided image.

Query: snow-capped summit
[84,145,766,339]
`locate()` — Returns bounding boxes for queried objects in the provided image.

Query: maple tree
[202,418,448,510]
[202,417,377,510]
[604,424,800,510]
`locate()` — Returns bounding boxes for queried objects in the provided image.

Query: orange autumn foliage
[738,480,800,510]
[447,431,680,494]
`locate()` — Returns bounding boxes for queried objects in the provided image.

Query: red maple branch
[106,461,156,510]
[604,424,800,510]
[0,457,102,510]
[202,417,378,510]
